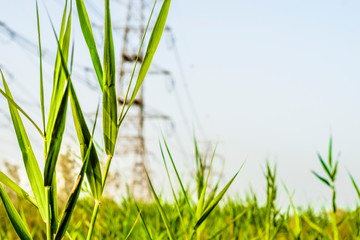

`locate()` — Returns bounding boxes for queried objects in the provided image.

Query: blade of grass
[69,83,102,201]
[118,0,171,125]
[196,146,217,220]
[162,138,195,218]
[312,171,331,187]
[75,0,103,89]
[43,81,70,187]
[124,210,142,240]
[350,173,360,200]
[36,0,45,133]
[318,153,332,179]
[55,104,99,240]
[0,171,37,208]
[194,166,242,231]
[103,0,117,156]
[0,184,32,240]
[159,142,186,233]
[126,0,171,108]
[134,202,152,240]
[1,71,46,221]
[145,168,175,240]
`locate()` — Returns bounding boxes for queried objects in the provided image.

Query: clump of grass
[312,136,339,239]
[0,0,171,239]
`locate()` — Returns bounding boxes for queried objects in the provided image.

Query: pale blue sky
[1,0,360,208]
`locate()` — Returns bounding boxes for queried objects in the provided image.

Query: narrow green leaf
[47,3,72,149]
[0,171,37,208]
[117,0,157,124]
[118,0,170,125]
[331,161,339,182]
[55,105,99,240]
[134,202,152,240]
[302,214,325,236]
[69,83,102,200]
[127,0,171,107]
[44,81,70,187]
[75,0,103,89]
[194,168,241,230]
[317,153,332,179]
[312,171,331,187]
[124,210,142,240]
[0,184,32,240]
[159,142,185,230]
[349,173,360,200]
[196,146,217,220]
[1,72,46,221]
[103,0,117,156]
[36,0,46,133]
[0,88,44,138]
[162,138,194,218]
[145,168,175,240]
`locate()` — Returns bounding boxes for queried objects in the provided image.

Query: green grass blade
[312,171,331,187]
[117,0,157,123]
[302,214,327,237]
[47,2,72,150]
[145,168,175,240]
[196,146,217,220]
[282,182,301,238]
[159,142,185,230]
[69,83,102,201]
[318,153,332,179]
[119,0,171,125]
[0,184,32,240]
[194,167,241,231]
[103,0,117,156]
[124,210,142,240]
[162,138,194,218]
[44,82,70,187]
[127,0,171,108]
[134,202,152,240]
[0,88,44,138]
[75,0,103,89]
[0,171,37,208]
[1,72,46,221]
[331,162,338,181]
[36,0,46,133]
[55,106,99,240]
[349,173,360,200]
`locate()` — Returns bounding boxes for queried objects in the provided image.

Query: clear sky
[1,0,360,208]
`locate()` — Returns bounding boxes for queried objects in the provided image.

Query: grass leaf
[162,138,194,218]
[0,184,32,240]
[194,167,241,231]
[145,168,175,240]
[69,83,102,201]
[1,71,46,221]
[127,0,171,107]
[44,82,70,187]
[0,171,37,208]
[75,0,103,89]
[312,171,331,188]
[36,0,46,133]
[103,0,117,156]
[55,104,99,240]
